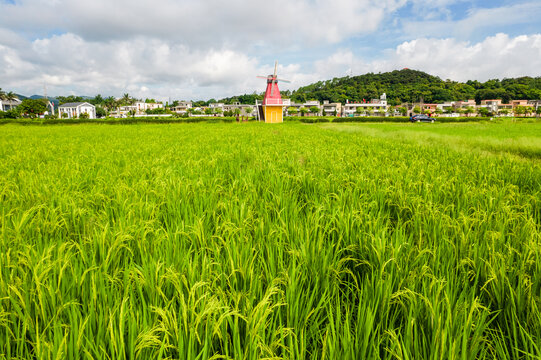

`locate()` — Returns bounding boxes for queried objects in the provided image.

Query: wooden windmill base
[260,105,283,123]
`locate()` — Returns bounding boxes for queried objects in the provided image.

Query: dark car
[410,114,435,123]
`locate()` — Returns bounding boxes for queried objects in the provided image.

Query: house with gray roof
[0,98,22,112]
[58,102,96,119]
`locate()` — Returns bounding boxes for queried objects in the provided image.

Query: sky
[1,0,540,101]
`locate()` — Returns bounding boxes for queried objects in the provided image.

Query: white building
[343,93,388,117]
[58,102,96,119]
[171,101,192,114]
[0,98,22,111]
[134,102,163,114]
[321,100,342,116]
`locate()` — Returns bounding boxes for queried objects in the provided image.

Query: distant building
[171,101,192,114]
[0,98,22,111]
[134,102,163,114]
[343,94,388,117]
[223,102,254,115]
[58,102,96,119]
[321,100,342,116]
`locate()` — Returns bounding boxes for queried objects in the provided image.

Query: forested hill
[286,69,541,106]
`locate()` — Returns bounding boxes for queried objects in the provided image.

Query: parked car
[410,114,435,123]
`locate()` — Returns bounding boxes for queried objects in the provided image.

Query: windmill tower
[256,61,290,123]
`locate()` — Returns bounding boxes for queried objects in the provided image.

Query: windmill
[256,61,290,123]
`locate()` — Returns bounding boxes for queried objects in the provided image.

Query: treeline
[288,69,541,106]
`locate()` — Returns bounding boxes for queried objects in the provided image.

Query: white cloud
[402,2,541,39]
[0,0,406,48]
[2,32,540,100]
[292,33,541,84]
[1,32,300,100]
[389,33,541,81]
[1,0,540,100]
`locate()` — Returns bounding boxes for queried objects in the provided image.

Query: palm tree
[121,93,134,106]
[4,92,18,110]
[0,88,6,101]
[102,96,116,116]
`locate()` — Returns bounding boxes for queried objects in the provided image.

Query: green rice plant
[0,122,540,359]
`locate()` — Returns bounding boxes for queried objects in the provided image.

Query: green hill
[287,69,541,106]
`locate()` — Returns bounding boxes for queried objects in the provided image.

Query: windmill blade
[274,61,278,78]
[276,78,291,83]
[257,76,269,79]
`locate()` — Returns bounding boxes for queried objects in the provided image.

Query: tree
[121,93,134,106]
[444,107,454,114]
[478,107,490,117]
[435,108,443,116]
[355,107,364,116]
[309,106,320,116]
[299,107,308,117]
[18,99,47,118]
[233,108,242,116]
[0,88,6,101]
[536,106,541,118]
[464,106,475,117]
[2,91,19,110]
[514,105,525,117]
[204,108,213,115]
[498,108,510,116]
[104,96,116,114]
[413,106,421,114]
[57,95,83,105]
[397,106,408,116]
[366,106,374,116]
[92,94,104,105]
[95,106,107,118]
[287,107,298,116]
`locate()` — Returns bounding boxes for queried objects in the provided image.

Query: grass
[0,121,540,359]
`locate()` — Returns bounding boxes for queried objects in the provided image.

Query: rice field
[0,121,540,359]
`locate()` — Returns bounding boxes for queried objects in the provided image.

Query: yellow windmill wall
[263,106,283,123]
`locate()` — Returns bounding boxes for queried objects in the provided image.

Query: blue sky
[0,0,540,101]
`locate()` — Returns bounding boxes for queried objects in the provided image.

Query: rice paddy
[0,121,540,359]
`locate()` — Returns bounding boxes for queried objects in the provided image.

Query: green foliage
[288,69,541,106]
[0,122,540,359]
[90,94,104,105]
[145,108,168,115]
[79,112,90,119]
[0,109,20,119]
[56,95,84,105]
[18,98,48,118]
[299,117,331,123]
[397,106,408,116]
[287,107,298,115]
[309,106,320,115]
[218,93,264,105]
[95,106,107,118]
